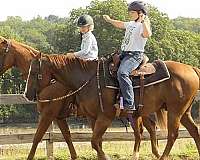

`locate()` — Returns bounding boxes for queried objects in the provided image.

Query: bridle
[0,39,11,75]
[0,40,29,79]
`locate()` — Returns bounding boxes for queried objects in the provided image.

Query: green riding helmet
[77,14,94,27]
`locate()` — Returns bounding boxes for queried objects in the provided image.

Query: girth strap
[97,60,104,112]
[138,73,145,110]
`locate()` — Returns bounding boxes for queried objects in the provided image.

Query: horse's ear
[35,52,42,59]
[0,36,7,44]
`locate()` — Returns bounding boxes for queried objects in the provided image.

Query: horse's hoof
[132,151,139,160]
[71,155,78,160]
[105,154,111,160]
[98,154,111,160]
[159,156,169,160]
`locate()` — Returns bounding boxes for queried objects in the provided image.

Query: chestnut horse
[0,36,77,159]
[0,36,162,159]
[24,53,200,160]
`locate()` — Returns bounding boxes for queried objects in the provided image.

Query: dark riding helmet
[77,14,94,27]
[128,1,147,15]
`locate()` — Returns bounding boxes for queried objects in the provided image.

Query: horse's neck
[50,57,97,89]
[12,42,36,79]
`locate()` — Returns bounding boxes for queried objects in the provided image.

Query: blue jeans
[117,52,143,109]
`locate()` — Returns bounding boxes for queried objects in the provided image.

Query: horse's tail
[155,109,167,130]
[193,67,200,89]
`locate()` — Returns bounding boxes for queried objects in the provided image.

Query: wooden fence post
[46,121,54,160]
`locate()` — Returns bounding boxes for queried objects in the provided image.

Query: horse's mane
[12,39,40,57]
[44,54,97,72]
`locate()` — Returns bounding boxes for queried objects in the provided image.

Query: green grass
[0,139,199,160]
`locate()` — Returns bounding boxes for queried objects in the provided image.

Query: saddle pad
[132,60,170,88]
[104,60,170,89]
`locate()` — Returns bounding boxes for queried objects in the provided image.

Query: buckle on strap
[122,51,143,54]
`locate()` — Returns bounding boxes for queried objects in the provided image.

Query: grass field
[0,139,199,160]
[0,124,200,160]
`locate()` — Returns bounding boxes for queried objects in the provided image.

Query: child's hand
[103,15,111,22]
[66,52,76,59]
[138,13,145,22]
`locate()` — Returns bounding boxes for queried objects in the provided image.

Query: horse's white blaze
[24,62,32,95]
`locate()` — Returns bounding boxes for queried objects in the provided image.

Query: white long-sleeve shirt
[74,31,98,60]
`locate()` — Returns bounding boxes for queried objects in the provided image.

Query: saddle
[111,53,155,77]
[103,53,170,116]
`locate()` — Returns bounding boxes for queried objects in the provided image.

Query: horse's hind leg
[143,116,160,158]
[180,110,200,157]
[160,112,181,160]
[91,115,112,160]
[27,110,55,160]
[56,118,77,160]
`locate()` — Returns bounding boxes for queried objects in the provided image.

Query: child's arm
[140,15,152,38]
[74,37,92,58]
[103,15,125,29]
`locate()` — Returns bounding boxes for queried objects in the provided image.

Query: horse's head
[0,36,15,75]
[24,53,53,101]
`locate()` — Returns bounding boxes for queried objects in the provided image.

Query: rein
[37,75,95,103]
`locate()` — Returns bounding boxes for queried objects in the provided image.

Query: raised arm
[141,15,152,38]
[103,15,125,29]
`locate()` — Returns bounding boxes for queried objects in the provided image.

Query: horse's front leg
[129,115,143,160]
[56,118,77,160]
[27,109,55,160]
[90,115,112,160]
[89,118,103,148]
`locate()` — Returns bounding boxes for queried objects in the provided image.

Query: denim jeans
[117,51,143,109]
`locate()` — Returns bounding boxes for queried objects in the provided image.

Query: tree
[172,17,200,33]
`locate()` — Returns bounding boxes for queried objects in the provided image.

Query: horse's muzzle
[23,89,37,102]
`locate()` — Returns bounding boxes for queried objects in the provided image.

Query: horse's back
[165,61,197,79]
[164,60,199,98]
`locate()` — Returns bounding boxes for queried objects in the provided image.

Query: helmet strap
[80,32,83,41]
[135,11,140,22]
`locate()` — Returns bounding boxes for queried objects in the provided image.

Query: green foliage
[172,17,200,33]
[148,6,172,41]
[88,0,129,55]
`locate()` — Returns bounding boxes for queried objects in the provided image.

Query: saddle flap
[131,63,156,76]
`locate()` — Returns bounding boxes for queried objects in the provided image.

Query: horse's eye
[30,71,38,75]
